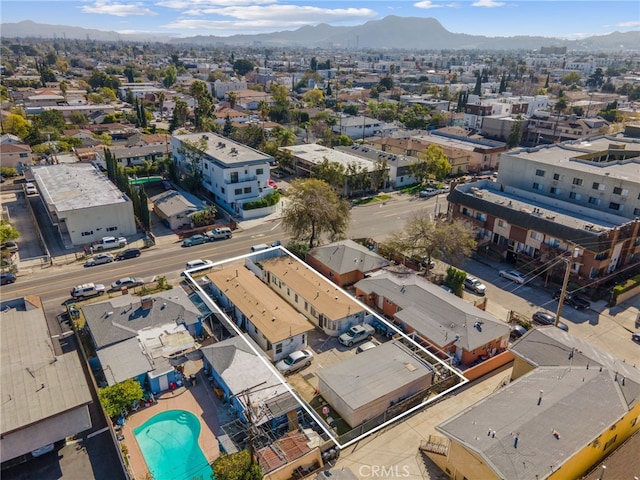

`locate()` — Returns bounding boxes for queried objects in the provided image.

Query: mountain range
[2,17,639,51]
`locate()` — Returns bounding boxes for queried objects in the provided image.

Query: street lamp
[555,247,580,328]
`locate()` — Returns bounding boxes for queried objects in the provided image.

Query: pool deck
[121,360,222,480]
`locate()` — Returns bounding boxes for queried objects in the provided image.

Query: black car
[0,272,17,285]
[510,324,528,339]
[532,311,569,331]
[553,290,591,310]
[115,248,141,261]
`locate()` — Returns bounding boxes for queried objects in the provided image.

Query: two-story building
[256,255,368,337]
[172,132,274,218]
[206,264,313,362]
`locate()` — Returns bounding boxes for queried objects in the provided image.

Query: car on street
[184,259,214,271]
[84,253,115,267]
[182,234,206,247]
[71,283,106,298]
[419,188,438,198]
[338,323,375,347]
[275,349,314,375]
[116,248,141,261]
[111,276,144,290]
[464,276,487,295]
[532,311,569,331]
[552,290,591,310]
[1,272,17,285]
[1,241,19,253]
[499,269,527,284]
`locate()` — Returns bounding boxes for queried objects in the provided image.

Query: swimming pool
[133,410,214,480]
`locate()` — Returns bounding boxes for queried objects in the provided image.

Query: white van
[250,244,270,252]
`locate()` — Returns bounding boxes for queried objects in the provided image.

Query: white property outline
[184,245,468,450]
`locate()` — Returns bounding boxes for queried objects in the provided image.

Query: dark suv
[553,290,590,310]
[115,248,141,261]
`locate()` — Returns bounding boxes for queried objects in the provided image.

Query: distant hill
[2,17,639,51]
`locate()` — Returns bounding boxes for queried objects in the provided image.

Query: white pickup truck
[71,283,106,298]
[94,236,127,251]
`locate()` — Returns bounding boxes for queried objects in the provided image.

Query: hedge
[243,191,280,211]
[611,274,640,305]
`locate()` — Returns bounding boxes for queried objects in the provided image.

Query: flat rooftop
[31,163,128,212]
[175,132,273,167]
[281,144,376,172]
[505,134,640,182]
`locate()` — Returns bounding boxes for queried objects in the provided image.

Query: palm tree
[227,92,237,109]
[157,91,165,120]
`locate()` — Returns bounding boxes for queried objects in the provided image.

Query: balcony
[224,175,257,185]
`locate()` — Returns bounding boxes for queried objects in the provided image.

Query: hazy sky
[2,0,639,39]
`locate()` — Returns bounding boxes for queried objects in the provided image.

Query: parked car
[25,182,37,195]
[510,324,528,339]
[419,188,438,198]
[1,241,19,253]
[116,248,141,261]
[94,236,127,251]
[440,285,454,294]
[111,276,144,290]
[182,234,207,247]
[275,349,314,375]
[1,272,17,285]
[532,311,569,331]
[70,283,106,298]
[338,323,375,347]
[267,178,278,188]
[464,276,487,295]
[552,290,591,310]
[204,227,232,241]
[84,253,114,267]
[499,269,527,284]
[632,332,640,343]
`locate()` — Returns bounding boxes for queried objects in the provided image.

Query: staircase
[419,435,450,456]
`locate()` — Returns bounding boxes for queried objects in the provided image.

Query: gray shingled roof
[1,297,92,435]
[511,327,640,408]
[82,290,202,350]
[150,190,197,217]
[316,341,433,411]
[354,271,509,351]
[96,337,152,386]
[307,240,390,275]
[437,366,629,480]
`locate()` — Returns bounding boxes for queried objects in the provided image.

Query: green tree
[411,144,450,182]
[311,158,345,190]
[506,116,523,148]
[124,64,136,83]
[38,109,66,131]
[561,71,581,86]
[282,178,350,248]
[473,72,482,95]
[3,113,30,138]
[212,450,262,480]
[98,379,144,419]
[0,220,20,244]
[233,59,254,76]
[163,65,177,88]
[445,266,467,297]
[177,137,207,193]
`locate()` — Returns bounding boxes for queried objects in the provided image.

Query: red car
[267,178,277,188]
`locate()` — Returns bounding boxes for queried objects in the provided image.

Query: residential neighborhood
[1,10,640,480]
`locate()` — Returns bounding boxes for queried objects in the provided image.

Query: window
[572,177,583,186]
[275,343,282,354]
[532,182,543,191]
[613,186,622,195]
[256,168,264,175]
[106,226,118,232]
[530,231,543,241]
[230,172,238,183]
[588,197,601,205]
[254,325,258,334]
[535,169,545,177]
[592,182,601,190]
[243,187,252,194]
[609,202,622,211]
[234,188,242,195]
[634,207,640,216]
[603,435,617,451]
[545,237,560,248]
[553,173,561,181]
[497,220,505,228]
[569,192,581,200]
[81,231,94,236]
[550,187,560,195]
[221,187,225,194]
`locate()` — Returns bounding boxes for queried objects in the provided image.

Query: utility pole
[555,247,580,328]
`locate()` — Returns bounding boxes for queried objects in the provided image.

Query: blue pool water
[133,410,214,480]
